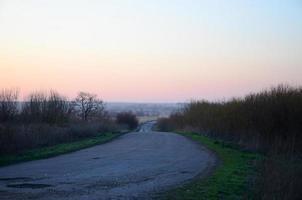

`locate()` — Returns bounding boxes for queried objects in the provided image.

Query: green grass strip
[165,132,261,200]
[0,132,122,167]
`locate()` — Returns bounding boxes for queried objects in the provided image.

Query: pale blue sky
[0,0,301,102]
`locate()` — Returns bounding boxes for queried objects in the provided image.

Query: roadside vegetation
[158,85,302,199]
[116,111,139,130]
[165,132,260,200]
[0,88,137,163]
[0,132,121,167]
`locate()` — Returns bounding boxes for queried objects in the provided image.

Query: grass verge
[165,132,261,200]
[0,132,122,167]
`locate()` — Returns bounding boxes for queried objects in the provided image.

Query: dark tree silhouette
[73,92,104,121]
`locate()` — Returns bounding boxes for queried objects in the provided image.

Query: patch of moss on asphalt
[165,132,261,200]
[0,132,122,167]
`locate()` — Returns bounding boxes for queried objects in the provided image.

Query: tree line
[158,85,302,153]
[0,89,138,155]
[0,89,105,124]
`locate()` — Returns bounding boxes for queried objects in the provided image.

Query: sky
[0,0,301,102]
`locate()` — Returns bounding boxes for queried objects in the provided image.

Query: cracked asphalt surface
[0,122,216,200]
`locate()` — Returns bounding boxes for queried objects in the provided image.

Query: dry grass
[0,122,120,155]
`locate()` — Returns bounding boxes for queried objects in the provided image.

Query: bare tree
[73,92,104,121]
[0,88,19,122]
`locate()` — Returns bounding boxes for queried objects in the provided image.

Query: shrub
[158,84,302,199]
[0,89,120,155]
[21,91,71,124]
[0,88,19,122]
[116,112,138,130]
[157,118,175,132]
[162,84,302,153]
[254,154,302,200]
[0,121,119,155]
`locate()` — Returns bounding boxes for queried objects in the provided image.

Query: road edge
[0,132,127,167]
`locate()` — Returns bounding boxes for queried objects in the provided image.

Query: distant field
[106,102,181,118]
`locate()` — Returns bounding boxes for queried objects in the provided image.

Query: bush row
[157,84,302,199]
[0,89,138,155]
[158,85,302,153]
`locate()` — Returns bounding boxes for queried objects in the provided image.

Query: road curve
[0,122,216,200]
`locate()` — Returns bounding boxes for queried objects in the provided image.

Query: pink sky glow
[1,1,301,102]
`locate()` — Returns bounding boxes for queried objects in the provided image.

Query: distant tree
[0,88,19,122]
[73,92,104,121]
[116,112,138,130]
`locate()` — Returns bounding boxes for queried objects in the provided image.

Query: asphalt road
[0,122,216,200]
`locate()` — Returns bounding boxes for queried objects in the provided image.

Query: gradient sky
[0,0,301,102]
